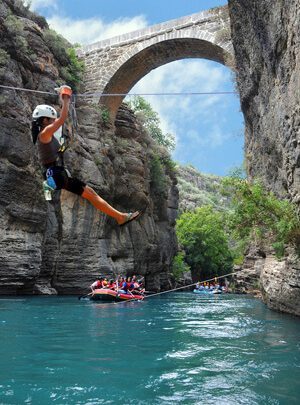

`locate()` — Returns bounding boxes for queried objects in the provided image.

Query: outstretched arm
[39,89,71,143]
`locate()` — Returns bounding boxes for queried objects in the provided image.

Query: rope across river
[144,270,239,299]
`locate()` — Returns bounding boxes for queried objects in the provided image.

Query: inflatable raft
[193,289,222,295]
[90,288,144,302]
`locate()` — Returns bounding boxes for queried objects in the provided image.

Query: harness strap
[43,153,64,169]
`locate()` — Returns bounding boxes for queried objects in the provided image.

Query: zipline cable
[79,91,237,97]
[0,84,237,97]
[0,84,57,96]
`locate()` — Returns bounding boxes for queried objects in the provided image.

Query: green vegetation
[176,164,228,213]
[0,49,10,76]
[43,29,84,91]
[127,96,175,152]
[60,48,85,91]
[3,14,29,54]
[172,252,191,281]
[99,106,110,125]
[1,8,84,89]
[0,49,10,66]
[116,137,131,150]
[174,168,300,281]
[127,96,176,201]
[176,206,233,281]
[221,175,300,259]
[149,155,168,197]
[43,29,69,63]
[90,103,111,125]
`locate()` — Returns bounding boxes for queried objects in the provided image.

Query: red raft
[90,288,144,302]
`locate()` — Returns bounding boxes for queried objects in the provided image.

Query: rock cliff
[0,0,178,295]
[176,164,228,213]
[228,0,300,315]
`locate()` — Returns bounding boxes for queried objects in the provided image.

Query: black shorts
[44,166,86,196]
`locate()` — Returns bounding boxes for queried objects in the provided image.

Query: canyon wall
[0,0,178,295]
[228,0,300,315]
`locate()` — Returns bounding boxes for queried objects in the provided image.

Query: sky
[27,0,244,176]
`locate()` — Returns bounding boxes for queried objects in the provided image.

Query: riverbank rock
[260,255,300,316]
[0,0,178,295]
[228,0,300,316]
[232,251,300,316]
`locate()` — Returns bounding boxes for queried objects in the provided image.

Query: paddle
[78,292,93,300]
[127,289,145,301]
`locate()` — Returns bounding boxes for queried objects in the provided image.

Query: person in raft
[90,278,103,292]
[31,85,140,226]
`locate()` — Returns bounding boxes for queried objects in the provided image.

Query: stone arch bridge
[77,7,233,118]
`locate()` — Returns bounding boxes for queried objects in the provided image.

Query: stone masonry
[77,7,233,117]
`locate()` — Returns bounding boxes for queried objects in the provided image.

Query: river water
[0,293,299,404]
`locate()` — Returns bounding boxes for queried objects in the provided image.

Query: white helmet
[32,104,57,120]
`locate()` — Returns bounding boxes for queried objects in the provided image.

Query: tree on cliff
[127,96,175,152]
[221,175,300,258]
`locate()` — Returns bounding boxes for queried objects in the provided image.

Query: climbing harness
[45,168,57,189]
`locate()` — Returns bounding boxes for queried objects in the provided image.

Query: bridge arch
[78,8,233,118]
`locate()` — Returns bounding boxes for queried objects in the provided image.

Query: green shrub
[150,155,168,197]
[0,49,10,68]
[43,29,69,64]
[3,14,24,35]
[172,252,191,281]
[127,96,175,152]
[116,138,131,150]
[90,104,111,126]
[43,29,84,91]
[233,255,244,266]
[3,14,29,54]
[222,175,300,258]
[161,154,176,175]
[100,106,110,125]
[64,47,85,88]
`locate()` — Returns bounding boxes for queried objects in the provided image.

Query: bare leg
[81,185,139,225]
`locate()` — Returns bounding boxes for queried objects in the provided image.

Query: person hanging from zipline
[31,85,141,226]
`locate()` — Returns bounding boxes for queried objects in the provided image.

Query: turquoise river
[0,293,299,404]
